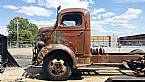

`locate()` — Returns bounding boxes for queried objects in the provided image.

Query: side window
[61,13,82,26]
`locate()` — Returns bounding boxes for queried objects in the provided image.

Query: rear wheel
[43,53,72,81]
[130,49,144,54]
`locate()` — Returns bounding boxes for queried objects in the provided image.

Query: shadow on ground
[22,66,83,81]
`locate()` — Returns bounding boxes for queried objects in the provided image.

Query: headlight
[36,41,45,48]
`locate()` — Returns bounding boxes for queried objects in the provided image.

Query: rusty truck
[32,8,143,80]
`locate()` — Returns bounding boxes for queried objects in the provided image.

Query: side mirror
[57,6,61,15]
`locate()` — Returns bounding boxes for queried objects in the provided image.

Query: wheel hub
[49,59,66,76]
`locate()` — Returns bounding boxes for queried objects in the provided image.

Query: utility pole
[16,19,19,48]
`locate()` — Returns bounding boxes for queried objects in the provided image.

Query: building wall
[91,36,111,47]
[119,34,145,40]
[119,34,145,46]
[91,35,118,47]
[91,34,145,47]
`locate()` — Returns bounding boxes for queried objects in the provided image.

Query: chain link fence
[8,40,145,48]
[8,41,35,48]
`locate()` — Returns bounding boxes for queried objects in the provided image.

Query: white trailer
[91,35,145,54]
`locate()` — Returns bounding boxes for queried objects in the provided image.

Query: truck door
[56,12,84,55]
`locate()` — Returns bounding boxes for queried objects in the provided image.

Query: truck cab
[32,8,91,80]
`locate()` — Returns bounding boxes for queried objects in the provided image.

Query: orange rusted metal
[90,55,141,63]
[36,44,76,65]
[56,8,91,57]
[35,8,141,65]
[35,8,91,65]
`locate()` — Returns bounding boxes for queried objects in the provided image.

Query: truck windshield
[61,13,82,26]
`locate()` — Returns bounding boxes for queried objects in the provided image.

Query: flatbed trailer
[0,34,19,73]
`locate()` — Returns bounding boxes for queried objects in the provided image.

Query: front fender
[36,44,76,66]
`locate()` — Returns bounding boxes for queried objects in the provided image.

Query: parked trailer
[32,8,143,80]
[91,35,145,56]
[0,34,19,73]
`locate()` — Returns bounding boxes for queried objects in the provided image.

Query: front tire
[43,53,72,81]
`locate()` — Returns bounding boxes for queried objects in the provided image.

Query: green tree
[7,16,38,46]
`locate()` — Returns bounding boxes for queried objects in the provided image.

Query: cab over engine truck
[32,8,141,80]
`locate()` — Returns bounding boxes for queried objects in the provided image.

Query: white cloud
[92,17,97,20]
[91,8,106,15]
[94,12,116,20]
[91,8,115,20]
[90,8,142,35]
[23,0,36,3]
[3,5,53,17]
[91,21,110,34]
[113,8,142,21]
[30,20,55,27]
[0,26,8,36]
[3,5,18,10]
[112,23,136,29]
[114,0,145,3]
[101,12,116,18]
[92,8,142,29]
[127,0,145,3]
[111,8,142,29]
[37,0,91,9]
[18,6,52,17]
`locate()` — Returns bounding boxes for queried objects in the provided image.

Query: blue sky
[0,0,145,36]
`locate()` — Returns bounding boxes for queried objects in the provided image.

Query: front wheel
[43,54,72,81]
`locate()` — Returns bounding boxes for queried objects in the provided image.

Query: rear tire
[130,49,144,54]
[43,53,72,81]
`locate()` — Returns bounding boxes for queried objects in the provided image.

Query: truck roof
[39,8,90,33]
[60,8,89,15]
